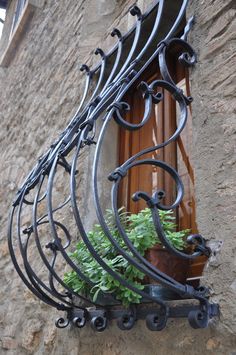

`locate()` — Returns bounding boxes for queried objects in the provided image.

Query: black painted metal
[64,302,220,331]
[8,0,219,331]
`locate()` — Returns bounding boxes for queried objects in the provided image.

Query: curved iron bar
[11,0,166,200]
[44,155,106,307]
[90,48,107,102]
[32,195,71,227]
[98,0,189,114]
[93,115,208,303]
[78,0,190,148]
[135,0,164,62]
[87,0,165,121]
[100,28,123,95]
[111,4,143,83]
[22,176,88,309]
[158,37,196,91]
[94,131,188,295]
[9,193,69,311]
[8,0,218,330]
[46,147,112,307]
[111,79,186,132]
[70,124,167,308]
[67,0,164,137]
[76,64,93,114]
[17,189,63,304]
[13,166,91,310]
[181,15,194,41]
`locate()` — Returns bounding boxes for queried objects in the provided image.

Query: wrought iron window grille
[8,0,219,332]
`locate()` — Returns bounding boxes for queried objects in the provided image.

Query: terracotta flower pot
[145,245,190,284]
[187,255,208,287]
[145,245,208,286]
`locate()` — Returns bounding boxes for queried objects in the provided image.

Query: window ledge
[0,0,43,67]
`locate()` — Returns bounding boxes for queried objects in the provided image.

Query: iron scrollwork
[8,0,219,331]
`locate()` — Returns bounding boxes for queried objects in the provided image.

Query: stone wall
[0,0,235,354]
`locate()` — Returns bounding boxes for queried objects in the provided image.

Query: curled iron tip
[129,5,142,19]
[111,28,122,39]
[94,48,106,59]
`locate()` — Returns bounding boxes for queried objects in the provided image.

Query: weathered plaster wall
[188,0,236,343]
[0,0,235,354]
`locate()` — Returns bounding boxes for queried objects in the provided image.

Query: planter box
[145,245,189,284]
[94,284,182,307]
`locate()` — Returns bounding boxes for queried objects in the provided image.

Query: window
[0,7,5,39]
[0,0,43,67]
[0,0,7,9]
[118,51,196,230]
[11,0,27,33]
[118,48,206,285]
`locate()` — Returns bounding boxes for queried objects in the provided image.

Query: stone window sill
[0,0,43,67]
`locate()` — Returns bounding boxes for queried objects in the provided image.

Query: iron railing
[8,0,219,331]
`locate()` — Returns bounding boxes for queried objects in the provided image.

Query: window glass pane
[12,0,27,32]
[0,8,5,38]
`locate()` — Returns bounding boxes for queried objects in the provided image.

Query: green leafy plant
[64,208,189,307]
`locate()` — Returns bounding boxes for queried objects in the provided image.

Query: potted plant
[64,208,190,307]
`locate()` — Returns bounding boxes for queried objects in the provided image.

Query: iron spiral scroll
[8,0,219,331]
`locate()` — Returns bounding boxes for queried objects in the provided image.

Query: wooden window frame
[0,0,43,67]
[118,52,196,232]
[118,50,207,284]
